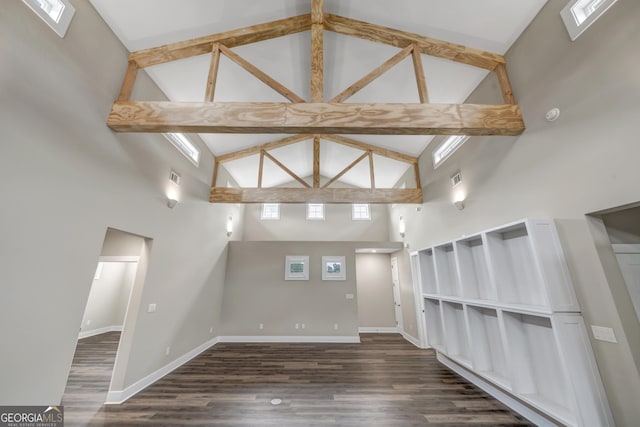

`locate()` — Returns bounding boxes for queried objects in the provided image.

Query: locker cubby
[455,235,494,300]
[434,243,460,296]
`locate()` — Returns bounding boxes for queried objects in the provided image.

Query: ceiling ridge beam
[218,44,305,103]
[322,151,369,189]
[108,101,525,136]
[324,14,505,71]
[210,187,423,204]
[129,14,312,68]
[329,45,413,103]
[263,150,311,188]
[216,134,311,163]
[321,135,416,164]
[311,0,324,102]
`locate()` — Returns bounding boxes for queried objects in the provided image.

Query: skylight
[22,0,75,38]
[261,203,280,220]
[307,204,325,220]
[164,133,200,166]
[433,135,469,169]
[561,0,619,40]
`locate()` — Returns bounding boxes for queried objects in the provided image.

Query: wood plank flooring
[62,333,533,426]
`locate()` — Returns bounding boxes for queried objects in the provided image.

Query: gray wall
[355,254,395,328]
[221,242,360,337]
[0,1,243,404]
[389,1,640,424]
[602,205,640,244]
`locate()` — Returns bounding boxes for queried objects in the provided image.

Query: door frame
[390,256,404,332]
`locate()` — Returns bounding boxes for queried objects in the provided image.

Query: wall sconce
[226,216,233,237]
[399,216,406,238]
[453,190,465,211]
[167,198,178,209]
[453,200,465,210]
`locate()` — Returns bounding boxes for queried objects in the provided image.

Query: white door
[390,257,404,331]
[613,244,640,321]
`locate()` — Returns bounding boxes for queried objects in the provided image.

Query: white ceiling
[91,0,546,189]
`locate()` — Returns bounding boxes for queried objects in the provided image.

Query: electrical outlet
[334,323,338,330]
[165,346,171,355]
[86,319,91,326]
[301,323,305,329]
[148,303,157,313]
[259,323,264,330]
[295,323,299,329]
[591,325,617,343]
[345,293,354,300]
[209,327,214,334]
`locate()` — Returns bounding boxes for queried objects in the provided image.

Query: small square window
[22,0,75,38]
[561,0,619,41]
[352,204,371,220]
[261,203,280,220]
[307,204,325,220]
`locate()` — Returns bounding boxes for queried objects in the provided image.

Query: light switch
[148,303,157,313]
[591,325,617,343]
[345,293,354,300]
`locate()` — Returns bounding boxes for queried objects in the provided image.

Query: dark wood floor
[62,333,532,426]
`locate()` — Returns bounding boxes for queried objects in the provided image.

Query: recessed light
[270,398,282,405]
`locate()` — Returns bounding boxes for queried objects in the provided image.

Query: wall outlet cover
[591,325,617,343]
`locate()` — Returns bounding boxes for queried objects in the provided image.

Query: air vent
[451,171,462,187]
[169,170,181,185]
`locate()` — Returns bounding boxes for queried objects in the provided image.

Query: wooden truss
[108,0,523,204]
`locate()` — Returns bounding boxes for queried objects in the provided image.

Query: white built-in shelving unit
[409,219,614,427]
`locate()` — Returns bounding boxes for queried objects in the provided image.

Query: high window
[307,204,325,220]
[261,203,280,220]
[164,133,200,166]
[22,0,75,38]
[561,0,619,40]
[352,204,371,220]
[433,135,469,169]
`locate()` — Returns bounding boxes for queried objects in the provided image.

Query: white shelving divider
[408,218,614,427]
[455,234,494,300]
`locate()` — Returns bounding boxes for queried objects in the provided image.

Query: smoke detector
[545,108,560,122]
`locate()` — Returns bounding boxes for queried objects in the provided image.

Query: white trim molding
[358,327,398,333]
[78,325,123,339]
[400,330,422,348]
[105,336,219,404]
[612,244,640,254]
[437,353,560,427]
[218,335,361,344]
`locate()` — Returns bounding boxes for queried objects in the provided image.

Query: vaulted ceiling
[91,0,546,199]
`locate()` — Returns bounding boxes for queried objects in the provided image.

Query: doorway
[391,256,404,331]
[63,228,150,414]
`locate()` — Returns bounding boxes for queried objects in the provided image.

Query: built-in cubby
[455,235,494,300]
[409,219,613,427]
[423,298,444,352]
[466,306,510,389]
[418,249,437,294]
[434,243,460,296]
[441,301,471,368]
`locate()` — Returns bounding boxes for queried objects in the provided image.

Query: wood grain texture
[258,150,265,188]
[204,44,221,102]
[117,61,138,102]
[210,187,423,203]
[263,151,311,188]
[216,134,310,163]
[313,136,320,188]
[494,63,516,105]
[411,45,429,103]
[218,44,305,103]
[414,162,422,190]
[329,45,413,103]
[130,14,312,68]
[108,101,525,136]
[211,160,219,187]
[311,0,324,102]
[62,333,532,426]
[368,151,376,189]
[322,151,370,189]
[324,14,505,70]
[321,134,417,164]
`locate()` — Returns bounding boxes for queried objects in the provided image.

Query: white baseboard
[78,325,123,339]
[437,353,560,427]
[105,336,219,405]
[358,327,398,333]
[218,335,361,344]
[400,330,421,348]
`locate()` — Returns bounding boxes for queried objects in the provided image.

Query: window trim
[306,203,325,220]
[261,203,280,220]
[561,0,619,41]
[164,133,200,167]
[22,0,75,38]
[352,203,371,221]
[433,135,469,169]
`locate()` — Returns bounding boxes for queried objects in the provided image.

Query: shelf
[467,306,511,391]
[417,249,437,294]
[502,312,575,421]
[441,301,470,364]
[455,235,495,300]
[434,243,460,296]
[422,295,553,317]
[485,222,548,307]
[424,298,444,350]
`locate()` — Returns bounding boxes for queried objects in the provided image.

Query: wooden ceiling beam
[204,44,221,102]
[311,0,324,102]
[324,14,505,71]
[263,151,311,188]
[321,135,416,164]
[210,187,423,204]
[130,14,312,68]
[411,45,429,103]
[216,134,310,163]
[108,101,525,136]
[313,136,320,188]
[322,151,369,189]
